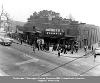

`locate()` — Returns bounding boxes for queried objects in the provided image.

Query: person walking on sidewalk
[84,46,87,52]
[58,49,61,57]
[64,44,67,54]
[32,44,35,53]
[94,54,96,62]
[71,45,74,54]
[37,39,41,51]
[75,44,78,53]
[57,46,61,57]
[20,38,23,45]
[92,45,94,52]
[84,45,88,56]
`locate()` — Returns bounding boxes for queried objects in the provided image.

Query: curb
[12,39,94,58]
[61,51,93,58]
[44,50,93,58]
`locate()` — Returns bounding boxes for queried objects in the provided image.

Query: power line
[39,52,93,76]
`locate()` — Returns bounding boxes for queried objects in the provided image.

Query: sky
[0,0,100,26]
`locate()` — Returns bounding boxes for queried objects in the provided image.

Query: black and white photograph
[0,0,100,83]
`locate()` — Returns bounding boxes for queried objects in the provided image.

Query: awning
[24,30,41,33]
[64,35,76,38]
[24,31,36,33]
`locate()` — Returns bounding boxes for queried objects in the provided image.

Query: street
[0,43,77,76]
[0,41,100,76]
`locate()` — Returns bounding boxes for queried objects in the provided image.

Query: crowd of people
[8,33,80,56]
[8,32,92,58]
[8,33,99,63]
[52,43,79,57]
[8,33,98,62]
[19,38,97,62]
[30,38,80,57]
[34,38,93,57]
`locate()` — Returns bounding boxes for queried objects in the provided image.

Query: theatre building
[41,28,76,45]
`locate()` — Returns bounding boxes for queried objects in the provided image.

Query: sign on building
[45,28,64,35]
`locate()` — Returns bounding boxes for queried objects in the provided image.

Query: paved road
[0,44,78,76]
[11,42,100,76]
[1,41,100,76]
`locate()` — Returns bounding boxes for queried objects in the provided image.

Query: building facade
[77,24,100,48]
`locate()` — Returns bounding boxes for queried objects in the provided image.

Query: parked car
[4,37,14,43]
[0,38,3,45]
[0,37,12,46]
[94,47,100,55]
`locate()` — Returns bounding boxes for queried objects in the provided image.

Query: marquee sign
[44,28,64,35]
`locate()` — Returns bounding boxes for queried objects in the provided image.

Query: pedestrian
[75,44,78,53]
[40,44,42,50]
[84,46,87,56]
[37,39,41,51]
[52,44,54,51]
[71,46,74,54]
[41,39,44,51]
[57,44,59,51]
[84,46,87,52]
[47,44,49,51]
[64,45,67,54]
[43,43,46,51]
[37,43,40,51]
[20,38,23,45]
[58,49,61,57]
[32,44,35,53]
[94,54,96,62]
[92,46,94,51]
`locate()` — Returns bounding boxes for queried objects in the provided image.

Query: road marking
[15,58,39,66]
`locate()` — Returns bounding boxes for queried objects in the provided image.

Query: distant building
[0,5,12,36]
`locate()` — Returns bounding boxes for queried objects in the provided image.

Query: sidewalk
[12,39,100,76]
[48,48,92,58]
[12,39,93,58]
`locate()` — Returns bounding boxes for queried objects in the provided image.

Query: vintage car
[0,37,12,46]
[4,37,14,43]
[94,47,100,55]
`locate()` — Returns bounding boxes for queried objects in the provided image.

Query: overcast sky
[0,0,100,26]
